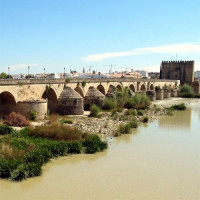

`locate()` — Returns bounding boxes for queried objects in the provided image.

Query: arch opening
[129,84,136,92]
[116,85,122,91]
[140,84,146,92]
[42,88,58,113]
[0,91,17,116]
[75,87,84,98]
[97,85,105,95]
[150,84,154,90]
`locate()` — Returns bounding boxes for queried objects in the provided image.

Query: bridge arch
[129,84,136,92]
[42,87,58,113]
[0,91,17,116]
[116,84,122,91]
[150,83,154,90]
[140,83,146,92]
[75,86,84,98]
[97,85,105,95]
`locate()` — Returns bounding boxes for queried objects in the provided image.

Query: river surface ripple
[0,105,200,200]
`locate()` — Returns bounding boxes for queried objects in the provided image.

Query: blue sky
[0,0,200,74]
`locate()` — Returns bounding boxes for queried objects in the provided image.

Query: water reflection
[158,108,192,130]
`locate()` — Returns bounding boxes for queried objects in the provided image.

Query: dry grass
[28,124,88,141]
[5,112,30,127]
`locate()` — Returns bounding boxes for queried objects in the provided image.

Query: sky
[0,0,200,74]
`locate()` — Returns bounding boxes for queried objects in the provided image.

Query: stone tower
[160,61,194,84]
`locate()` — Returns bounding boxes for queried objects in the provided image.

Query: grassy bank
[0,125,107,181]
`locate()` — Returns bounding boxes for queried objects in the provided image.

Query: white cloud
[5,63,42,72]
[82,43,200,62]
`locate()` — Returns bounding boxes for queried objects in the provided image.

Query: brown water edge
[0,105,200,200]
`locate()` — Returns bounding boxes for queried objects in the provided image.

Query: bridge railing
[0,77,179,85]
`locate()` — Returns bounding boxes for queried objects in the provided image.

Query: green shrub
[195,94,200,98]
[67,141,82,154]
[82,134,107,154]
[171,103,186,110]
[90,105,101,118]
[142,116,149,123]
[137,110,144,116]
[128,120,138,128]
[102,98,117,110]
[60,119,73,124]
[81,81,87,88]
[117,123,131,134]
[65,78,71,83]
[180,84,195,98]
[30,110,37,121]
[124,93,150,109]
[0,125,15,135]
[155,86,161,91]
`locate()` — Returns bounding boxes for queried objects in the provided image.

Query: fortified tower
[160,61,194,84]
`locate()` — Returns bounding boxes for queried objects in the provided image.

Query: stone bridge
[0,78,179,118]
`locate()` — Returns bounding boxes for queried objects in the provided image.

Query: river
[0,105,200,200]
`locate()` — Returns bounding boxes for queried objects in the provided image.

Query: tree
[0,72,10,79]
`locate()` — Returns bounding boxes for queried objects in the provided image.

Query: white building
[194,71,200,78]
[135,70,149,78]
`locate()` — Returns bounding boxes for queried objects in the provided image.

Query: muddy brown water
[0,105,200,200]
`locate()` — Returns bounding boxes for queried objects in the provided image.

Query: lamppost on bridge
[64,67,66,79]
[8,67,10,79]
[28,66,30,78]
[44,68,45,79]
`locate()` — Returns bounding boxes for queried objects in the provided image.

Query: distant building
[148,72,160,79]
[135,70,149,78]
[194,71,200,78]
[79,73,107,79]
[109,71,142,79]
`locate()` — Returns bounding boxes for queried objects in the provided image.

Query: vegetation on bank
[0,124,107,181]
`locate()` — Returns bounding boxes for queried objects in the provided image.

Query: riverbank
[53,98,200,137]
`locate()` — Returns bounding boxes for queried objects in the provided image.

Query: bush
[60,119,73,124]
[28,124,86,141]
[117,123,131,134]
[82,134,107,154]
[102,98,117,110]
[155,86,161,91]
[195,94,200,98]
[128,120,138,128]
[124,93,150,109]
[142,116,149,123]
[0,125,15,135]
[30,110,37,121]
[171,103,186,110]
[137,110,144,116]
[67,141,82,154]
[5,112,30,127]
[81,81,87,88]
[65,78,71,83]
[90,105,101,118]
[180,84,195,98]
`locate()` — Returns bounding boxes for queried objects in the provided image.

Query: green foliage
[65,78,71,83]
[137,109,144,116]
[124,93,150,109]
[180,84,195,98]
[102,98,117,110]
[30,110,37,121]
[90,105,101,118]
[170,103,186,111]
[117,123,131,134]
[81,80,87,88]
[128,120,138,128]
[142,116,149,123]
[67,141,82,154]
[0,72,9,79]
[82,134,107,154]
[45,84,51,93]
[60,119,73,124]
[155,86,161,91]
[0,125,15,135]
